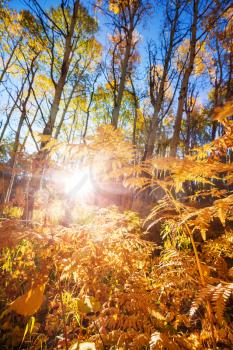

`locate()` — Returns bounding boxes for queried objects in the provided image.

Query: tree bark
[54,81,78,139]
[23,1,80,221]
[11,55,38,164]
[170,0,199,157]
[42,0,80,144]
[129,76,139,145]
[111,29,133,129]
[143,0,181,160]
[211,36,223,140]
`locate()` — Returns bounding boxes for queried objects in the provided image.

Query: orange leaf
[9,284,45,316]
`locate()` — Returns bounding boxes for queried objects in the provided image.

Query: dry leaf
[9,284,45,316]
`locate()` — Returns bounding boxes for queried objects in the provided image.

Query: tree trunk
[143,1,180,160]
[111,29,133,129]
[211,84,219,140]
[143,108,159,160]
[54,81,78,139]
[0,77,27,142]
[211,37,223,140]
[4,56,38,210]
[0,37,22,83]
[42,0,80,144]
[170,0,199,157]
[23,1,80,221]
[129,76,139,145]
[226,43,233,99]
[11,56,38,165]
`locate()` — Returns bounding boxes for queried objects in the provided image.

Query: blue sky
[9,0,162,61]
[8,0,165,108]
[8,0,209,105]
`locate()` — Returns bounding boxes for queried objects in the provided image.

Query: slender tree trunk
[129,76,139,145]
[212,37,223,140]
[226,43,233,99]
[111,29,133,129]
[42,0,80,143]
[0,77,27,142]
[144,2,180,160]
[4,56,38,212]
[22,106,40,150]
[185,109,191,154]
[3,158,16,209]
[132,102,138,146]
[68,106,78,142]
[211,83,219,140]
[170,0,199,157]
[83,73,99,139]
[11,56,38,165]
[0,37,22,83]
[143,108,160,160]
[54,81,78,139]
[24,1,80,221]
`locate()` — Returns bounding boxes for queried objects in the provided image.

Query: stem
[166,187,216,349]
[58,278,69,350]
[93,320,107,350]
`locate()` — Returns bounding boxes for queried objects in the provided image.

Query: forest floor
[0,203,233,350]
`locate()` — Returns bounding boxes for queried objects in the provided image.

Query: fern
[212,283,233,323]
[150,332,180,350]
[190,283,233,323]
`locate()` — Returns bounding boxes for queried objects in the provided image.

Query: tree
[143,0,187,160]
[205,7,233,140]
[0,8,41,143]
[99,0,151,128]
[170,0,231,156]
[20,0,98,219]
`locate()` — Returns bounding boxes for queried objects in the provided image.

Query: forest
[0,0,233,349]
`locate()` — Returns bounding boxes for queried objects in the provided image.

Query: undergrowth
[0,102,233,349]
[0,206,233,349]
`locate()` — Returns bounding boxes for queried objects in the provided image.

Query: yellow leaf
[78,296,101,313]
[149,309,166,321]
[109,3,120,14]
[79,343,96,350]
[69,342,78,350]
[200,228,207,241]
[9,284,45,316]
[38,134,51,143]
[217,204,226,226]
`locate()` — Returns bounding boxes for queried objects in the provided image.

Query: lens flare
[63,168,94,198]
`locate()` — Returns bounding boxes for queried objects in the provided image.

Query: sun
[63,168,94,198]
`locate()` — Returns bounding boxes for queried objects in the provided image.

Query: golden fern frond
[190,283,233,323]
[190,285,214,317]
[212,283,225,323]
[149,332,180,350]
[212,282,233,323]
[130,333,149,350]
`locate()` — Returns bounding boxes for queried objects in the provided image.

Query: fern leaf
[212,283,233,323]
[190,285,214,317]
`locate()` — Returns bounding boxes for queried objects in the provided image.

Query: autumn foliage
[0,0,233,349]
[0,103,232,349]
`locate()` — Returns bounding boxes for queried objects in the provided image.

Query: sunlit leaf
[9,284,45,316]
